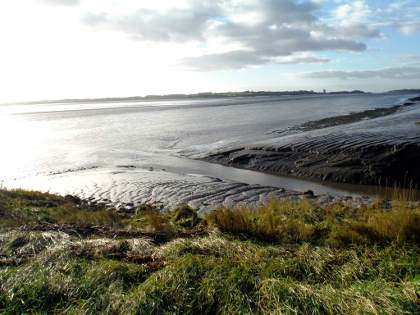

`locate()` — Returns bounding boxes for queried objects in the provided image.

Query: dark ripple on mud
[205,131,420,187]
[3,168,307,215]
[205,97,420,188]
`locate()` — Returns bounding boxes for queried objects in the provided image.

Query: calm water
[0,92,418,207]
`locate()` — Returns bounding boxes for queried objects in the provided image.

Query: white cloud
[0,0,419,102]
[40,0,79,6]
[328,0,420,37]
[396,22,420,35]
[386,1,412,13]
[332,1,372,25]
[83,0,367,71]
[273,53,330,65]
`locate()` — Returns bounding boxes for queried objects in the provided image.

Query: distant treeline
[4,90,372,106]
[387,89,420,94]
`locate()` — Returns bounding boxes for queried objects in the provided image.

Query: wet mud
[204,98,420,188]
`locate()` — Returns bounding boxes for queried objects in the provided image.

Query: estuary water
[1,93,418,212]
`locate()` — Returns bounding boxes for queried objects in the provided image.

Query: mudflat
[204,96,420,188]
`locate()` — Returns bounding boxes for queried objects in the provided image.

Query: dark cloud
[317,24,381,40]
[83,0,369,70]
[41,0,79,6]
[302,66,420,80]
[182,51,330,71]
[182,51,268,71]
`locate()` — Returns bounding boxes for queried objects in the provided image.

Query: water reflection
[1,93,419,203]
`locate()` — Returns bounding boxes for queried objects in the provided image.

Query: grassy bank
[1,189,419,314]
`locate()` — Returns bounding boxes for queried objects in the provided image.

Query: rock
[64,194,82,204]
[302,190,314,198]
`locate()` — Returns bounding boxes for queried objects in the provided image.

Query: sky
[0,0,419,102]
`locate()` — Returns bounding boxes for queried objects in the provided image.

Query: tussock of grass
[1,188,420,314]
[329,207,420,246]
[206,198,420,247]
[171,204,199,227]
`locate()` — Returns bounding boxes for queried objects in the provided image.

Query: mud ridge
[204,132,420,187]
[270,101,418,136]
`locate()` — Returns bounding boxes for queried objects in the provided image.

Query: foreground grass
[0,189,419,314]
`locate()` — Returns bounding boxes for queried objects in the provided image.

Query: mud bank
[204,134,420,187]
[204,98,420,188]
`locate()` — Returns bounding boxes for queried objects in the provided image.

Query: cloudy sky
[1,0,419,102]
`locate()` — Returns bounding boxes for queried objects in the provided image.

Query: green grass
[1,188,419,314]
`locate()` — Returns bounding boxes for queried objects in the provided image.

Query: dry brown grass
[329,206,420,246]
[205,200,323,243]
[206,197,420,247]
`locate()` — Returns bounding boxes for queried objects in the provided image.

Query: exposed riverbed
[1,93,419,213]
[204,97,420,188]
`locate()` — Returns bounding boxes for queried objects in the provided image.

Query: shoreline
[201,159,420,200]
[0,167,379,216]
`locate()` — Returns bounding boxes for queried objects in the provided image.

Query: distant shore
[2,89,374,106]
[0,89,391,106]
[5,89,420,107]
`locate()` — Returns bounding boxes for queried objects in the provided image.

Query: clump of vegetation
[206,198,420,246]
[0,189,127,229]
[206,199,324,243]
[170,204,199,228]
[1,188,419,314]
